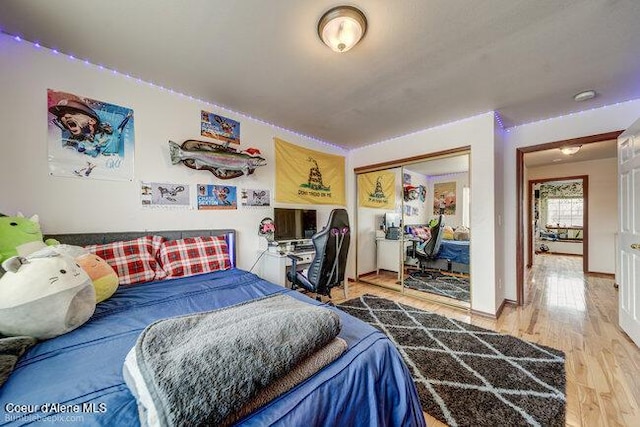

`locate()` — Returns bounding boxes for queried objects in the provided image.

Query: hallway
[340,254,640,426]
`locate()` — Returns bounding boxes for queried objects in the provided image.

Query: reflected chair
[409,214,446,270]
[287,209,350,299]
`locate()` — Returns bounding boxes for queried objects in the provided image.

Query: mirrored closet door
[356,166,404,291]
[400,154,471,309]
[355,150,471,309]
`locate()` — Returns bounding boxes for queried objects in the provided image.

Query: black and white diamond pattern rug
[404,270,470,303]
[337,295,566,427]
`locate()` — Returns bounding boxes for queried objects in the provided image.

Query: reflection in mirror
[356,167,404,291]
[401,154,471,308]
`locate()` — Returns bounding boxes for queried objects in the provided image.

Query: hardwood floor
[334,254,640,426]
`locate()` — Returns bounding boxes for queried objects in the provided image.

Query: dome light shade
[318,6,367,53]
[560,145,581,155]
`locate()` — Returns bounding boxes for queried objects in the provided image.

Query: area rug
[404,270,470,303]
[337,295,566,426]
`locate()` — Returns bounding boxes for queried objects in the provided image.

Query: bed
[438,239,470,274]
[405,224,470,275]
[1,229,424,426]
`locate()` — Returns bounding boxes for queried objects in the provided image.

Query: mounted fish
[169,139,267,179]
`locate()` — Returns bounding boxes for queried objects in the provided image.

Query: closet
[355,149,471,309]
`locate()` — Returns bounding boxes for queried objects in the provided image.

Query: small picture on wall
[433,181,456,215]
[240,188,271,207]
[403,173,411,185]
[197,184,238,210]
[200,110,240,144]
[141,182,190,207]
[48,89,135,181]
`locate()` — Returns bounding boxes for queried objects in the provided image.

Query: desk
[257,250,314,287]
[376,238,412,279]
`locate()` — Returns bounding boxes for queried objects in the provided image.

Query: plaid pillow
[86,236,166,285]
[158,236,231,278]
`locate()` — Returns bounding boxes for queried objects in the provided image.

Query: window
[546,198,583,227]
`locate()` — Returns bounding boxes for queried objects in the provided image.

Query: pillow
[158,236,231,278]
[76,253,119,303]
[412,226,431,242]
[86,236,166,285]
[454,226,470,241]
[442,226,455,240]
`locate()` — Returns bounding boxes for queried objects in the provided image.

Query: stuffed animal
[0,213,59,264]
[76,253,119,303]
[0,249,96,339]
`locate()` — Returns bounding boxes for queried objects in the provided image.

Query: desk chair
[287,209,350,300]
[408,215,446,270]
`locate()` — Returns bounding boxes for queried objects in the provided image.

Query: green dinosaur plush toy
[0,213,59,265]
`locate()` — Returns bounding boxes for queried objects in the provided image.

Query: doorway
[516,131,622,304]
[528,176,588,271]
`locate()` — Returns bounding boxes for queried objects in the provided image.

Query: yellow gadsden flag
[358,171,396,209]
[275,138,345,205]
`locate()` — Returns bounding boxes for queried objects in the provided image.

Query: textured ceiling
[1,0,640,148]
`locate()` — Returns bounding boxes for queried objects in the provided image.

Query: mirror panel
[401,154,471,308]
[356,167,403,291]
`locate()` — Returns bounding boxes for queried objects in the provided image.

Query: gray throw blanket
[136,294,342,427]
[0,336,37,387]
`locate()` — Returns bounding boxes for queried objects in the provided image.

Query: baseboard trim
[587,271,615,279]
[471,308,498,319]
[357,271,377,278]
[536,251,583,257]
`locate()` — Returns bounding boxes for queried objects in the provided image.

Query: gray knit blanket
[0,336,37,388]
[135,294,342,427]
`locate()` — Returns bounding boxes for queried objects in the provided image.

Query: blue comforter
[438,240,470,265]
[1,269,424,426]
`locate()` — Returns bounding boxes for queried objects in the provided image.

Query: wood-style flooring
[333,254,640,426]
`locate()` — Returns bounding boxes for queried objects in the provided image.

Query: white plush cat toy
[0,249,96,339]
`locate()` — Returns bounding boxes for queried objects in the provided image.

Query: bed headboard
[44,229,237,268]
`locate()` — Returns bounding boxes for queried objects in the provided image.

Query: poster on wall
[240,188,271,207]
[200,111,240,144]
[433,181,457,215]
[357,171,395,209]
[141,182,190,207]
[197,184,237,210]
[47,89,134,181]
[274,138,345,205]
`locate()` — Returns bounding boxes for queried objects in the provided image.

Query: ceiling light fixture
[573,90,596,102]
[560,145,581,155]
[318,5,367,53]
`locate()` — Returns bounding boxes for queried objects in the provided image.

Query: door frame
[515,131,622,305]
[527,175,589,271]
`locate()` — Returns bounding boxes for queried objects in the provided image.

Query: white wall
[494,117,506,310]
[527,158,617,273]
[0,34,347,271]
[503,100,640,300]
[349,113,499,315]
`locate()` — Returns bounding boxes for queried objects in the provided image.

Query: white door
[618,118,640,347]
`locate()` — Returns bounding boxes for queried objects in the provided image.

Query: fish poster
[274,138,345,205]
[47,89,134,181]
[141,182,190,207]
[201,111,240,144]
[240,188,271,207]
[357,171,395,209]
[433,181,457,215]
[197,184,237,210]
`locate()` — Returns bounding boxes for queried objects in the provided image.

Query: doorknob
[632,243,640,250]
